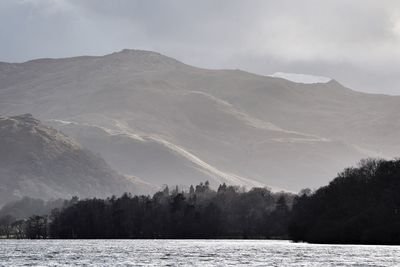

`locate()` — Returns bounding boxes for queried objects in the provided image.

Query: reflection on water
[1,239,399,266]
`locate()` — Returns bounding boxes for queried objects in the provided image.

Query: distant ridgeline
[1,158,400,243]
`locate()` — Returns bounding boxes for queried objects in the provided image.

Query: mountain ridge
[0,114,149,205]
[1,49,398,191]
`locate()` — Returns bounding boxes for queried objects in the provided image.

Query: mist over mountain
[0,114,148,205]
[1,49,399,191]
[47,120,255,188]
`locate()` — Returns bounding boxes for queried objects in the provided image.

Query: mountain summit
[0,50,399,191]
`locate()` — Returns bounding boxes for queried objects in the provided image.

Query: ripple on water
[0,240,400,266]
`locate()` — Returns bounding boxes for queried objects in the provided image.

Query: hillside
[0,114,147,205]
[1,49,399,190]
[47,120,259,188]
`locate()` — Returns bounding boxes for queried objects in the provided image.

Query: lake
[1,239,399,266]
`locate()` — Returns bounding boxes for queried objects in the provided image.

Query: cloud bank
[1,0,400,94]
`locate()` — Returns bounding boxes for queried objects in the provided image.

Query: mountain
[1,49,398,191]
[46,120,259,188]
[0,197,65,219]
[0,114,149,205]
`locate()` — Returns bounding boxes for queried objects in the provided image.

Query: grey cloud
[0,0,400,94]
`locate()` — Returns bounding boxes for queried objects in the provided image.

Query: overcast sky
[1,0,400,94]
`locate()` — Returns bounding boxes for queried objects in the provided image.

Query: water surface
[1,239,399,266]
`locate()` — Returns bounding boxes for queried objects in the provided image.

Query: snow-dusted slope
[0,114,151,205]
[47,119,263,189]
[269,72,331,84]
[1,49,398,191]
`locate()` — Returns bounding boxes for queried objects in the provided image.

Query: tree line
[0,182,293,239]
[289,158,400,245]
[3,158,400,243]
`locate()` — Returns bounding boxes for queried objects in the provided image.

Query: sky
[1,0,400,94]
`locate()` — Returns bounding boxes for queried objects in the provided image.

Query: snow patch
[186,91,330,142]
[51,118,265,188]
[269,72,331,84]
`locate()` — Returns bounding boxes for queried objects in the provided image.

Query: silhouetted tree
[289,158,400,245]
[45,181,294,239]
[0,215,15,238]
[189,185,195,195]
[25,215,47,239]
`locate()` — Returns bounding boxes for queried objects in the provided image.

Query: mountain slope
[0,114,148,205]
[47,120,262,188]
[0,49,397,191]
